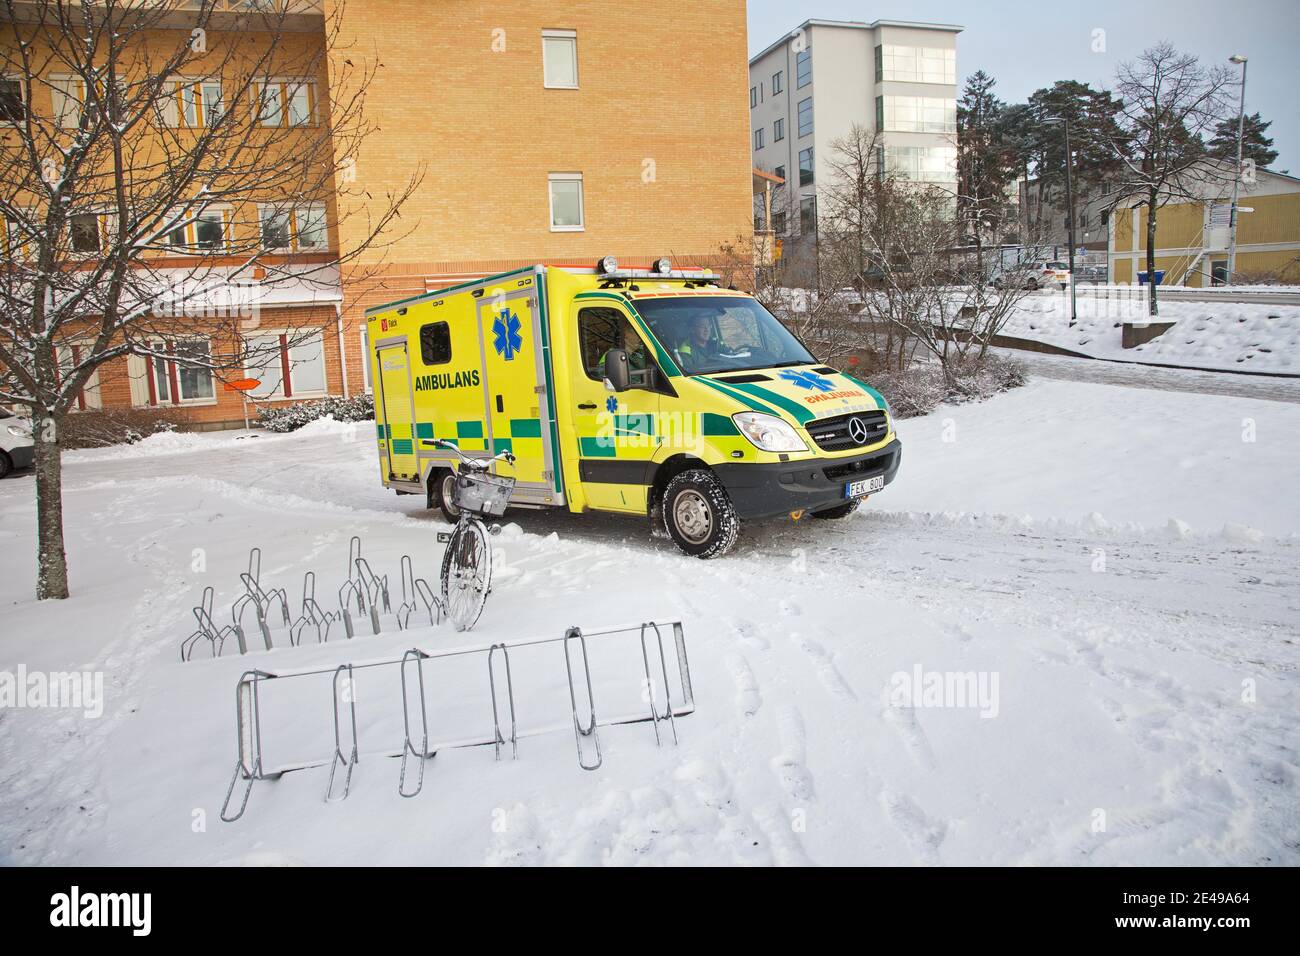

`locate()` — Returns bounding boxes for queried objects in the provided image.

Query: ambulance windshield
[633,296,816,376]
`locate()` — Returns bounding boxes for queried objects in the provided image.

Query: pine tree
[1208,112,1279,169]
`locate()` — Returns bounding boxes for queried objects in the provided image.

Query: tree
[1208,112,1279,169]
[956,71,1017,258]
[1112,43,1233,315]
[819,125,1035,380]
[0,0,421,600]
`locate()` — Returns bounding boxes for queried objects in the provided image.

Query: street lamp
[1226,54,1248,287]
[1045,116,1078,326]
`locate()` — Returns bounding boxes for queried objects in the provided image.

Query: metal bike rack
[232,548,291,652]
[397,554,443,630]
[564,627,602,771]
[325,664,359,803]
[182,586,239,661]
[290,571,338,646]
[639,621,679,747]
[488,643,517,762]
[218,620,696,822]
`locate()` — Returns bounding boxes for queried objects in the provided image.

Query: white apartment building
[749,19,962,242]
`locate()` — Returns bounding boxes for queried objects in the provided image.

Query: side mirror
[603,348,630,392]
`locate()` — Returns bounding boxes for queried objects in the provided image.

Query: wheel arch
[648,453,712,515]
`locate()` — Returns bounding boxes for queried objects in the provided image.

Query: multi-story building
[748,18,961,247]
[1108,166,1300,286]
[4,0,753,429]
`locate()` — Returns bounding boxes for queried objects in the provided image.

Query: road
[994,347,1300,404]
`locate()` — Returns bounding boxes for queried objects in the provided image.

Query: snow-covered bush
[870,355,1027,419]
[60,409,189,449]
[258,393,375,433]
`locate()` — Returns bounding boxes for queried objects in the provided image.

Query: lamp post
[1226,54,1248,287]
[1046,116,1078,326]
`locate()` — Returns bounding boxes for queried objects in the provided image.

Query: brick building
[5,0,754,429]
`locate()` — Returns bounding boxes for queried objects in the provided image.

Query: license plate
[845,475,885,499]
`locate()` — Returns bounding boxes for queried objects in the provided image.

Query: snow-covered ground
[1,379,1297,865]
[1001,290,1300,374]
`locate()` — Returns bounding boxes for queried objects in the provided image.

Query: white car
[993,261,1072,291]
[0,407,34,478]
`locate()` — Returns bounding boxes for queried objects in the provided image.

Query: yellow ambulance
[366,259,902,558]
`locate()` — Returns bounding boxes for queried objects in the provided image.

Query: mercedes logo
[847,417,870,444]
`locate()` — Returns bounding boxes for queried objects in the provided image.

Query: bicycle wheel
[440,518,492,631]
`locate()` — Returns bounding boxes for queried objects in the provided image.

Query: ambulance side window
[578,307,657,387]
[419,322,451,366]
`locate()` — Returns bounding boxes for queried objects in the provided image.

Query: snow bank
[1001,293,1300,374]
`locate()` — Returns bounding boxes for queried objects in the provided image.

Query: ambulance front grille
[805,410,888,451]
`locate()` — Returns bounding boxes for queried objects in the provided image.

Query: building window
[419,321,452,366]
[360,326,372,392]
[542,30,578,89]
[772,70,783,94]
[259,203,327,251]
[772,210,786,234]
[799,147,814,186]
[749,86,757,109]
[879,95,956,133]
[164,207,228,252]
[255,79,315,127]
[548,172,584,231]
[774,164,785,181]
[881,145,957,183]
[877,45,956,84]
[69,213,102,254]
[800,197,816,235]
[753,127,764,150]
[0,77,23,122]
[797,97,813,137]
[795,49,811,88]
[163,79,223,128]
[244,331,327,400]
[148,338,215,404]
[774,118,784,142]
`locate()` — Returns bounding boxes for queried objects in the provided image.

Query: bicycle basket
[451,469,515,516]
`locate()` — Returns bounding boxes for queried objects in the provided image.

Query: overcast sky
[746,0,1300,172]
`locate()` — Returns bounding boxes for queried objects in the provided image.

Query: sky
[746,0,1300,172]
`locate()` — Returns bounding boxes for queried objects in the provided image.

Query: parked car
[992,261,1072,291]
[0,407,34,478]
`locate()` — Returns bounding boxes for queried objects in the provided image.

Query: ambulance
[366,258,902,558]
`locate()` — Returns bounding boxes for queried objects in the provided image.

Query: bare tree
[0,0,420,599]
[820,125,1037,383]
[1112,43,1233,315]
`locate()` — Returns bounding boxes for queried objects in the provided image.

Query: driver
[598,323,648,375]
[676,314,719,371]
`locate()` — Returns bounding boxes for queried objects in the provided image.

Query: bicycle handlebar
[421,438,516,471]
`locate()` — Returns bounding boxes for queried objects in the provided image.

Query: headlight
[6,425,27,438]
[732,412,807,453]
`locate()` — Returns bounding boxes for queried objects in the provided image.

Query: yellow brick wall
[323,0,753,271]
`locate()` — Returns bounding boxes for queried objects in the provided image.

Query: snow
[1001,291,1300,374]
[1,379,1297,865]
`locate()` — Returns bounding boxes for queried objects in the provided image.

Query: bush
[258,393,375,433]
[59,408,190,449]
[868,355,1027,420]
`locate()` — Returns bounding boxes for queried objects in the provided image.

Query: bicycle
[422,439,516,631]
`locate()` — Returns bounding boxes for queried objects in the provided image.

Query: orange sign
[224,379,261,392]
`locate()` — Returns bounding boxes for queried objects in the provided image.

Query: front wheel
[662,469,739,559]
[0,451,11,479]
[440,518,491,631]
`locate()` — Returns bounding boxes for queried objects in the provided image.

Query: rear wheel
[811,499,860,520]
[440,519,491,631]
[662,469,739,559]
[431,468,460,523]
